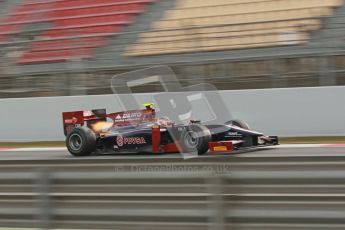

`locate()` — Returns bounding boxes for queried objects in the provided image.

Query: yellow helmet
[143,103,154,109]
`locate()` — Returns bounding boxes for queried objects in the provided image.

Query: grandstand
[0,0,344,97]
[126,0,343,55]
[0,0,155,64]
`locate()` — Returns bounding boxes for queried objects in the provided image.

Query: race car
[62,104,278,156]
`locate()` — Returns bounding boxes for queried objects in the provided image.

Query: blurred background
[0,0,345,98]
[2,1,345,230]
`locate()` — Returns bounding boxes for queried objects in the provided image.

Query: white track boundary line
[2,147,66,152]
[275,144,325,148]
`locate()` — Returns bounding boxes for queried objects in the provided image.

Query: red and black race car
[62,104,278,156]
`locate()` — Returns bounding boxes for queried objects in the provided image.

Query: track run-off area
[0,144,344,164]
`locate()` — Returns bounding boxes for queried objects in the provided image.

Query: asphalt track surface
[0,145,344,161]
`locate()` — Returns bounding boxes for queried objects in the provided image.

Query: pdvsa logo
[116,136,146,146]
[124,137,146,145]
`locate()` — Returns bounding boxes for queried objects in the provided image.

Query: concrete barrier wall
[1,86,344,141]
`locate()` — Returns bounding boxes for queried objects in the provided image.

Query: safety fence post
[207,175,225,230]
[34,168,52,230]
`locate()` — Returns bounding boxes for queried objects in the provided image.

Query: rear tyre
[180,124,211,155]
[66,127,96,156]
[225,119,250,130]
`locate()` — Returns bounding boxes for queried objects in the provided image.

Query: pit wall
[1,86,344,141]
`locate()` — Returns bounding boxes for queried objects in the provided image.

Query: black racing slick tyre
[180,124,211,155]
[225,119,250,130]
[66,127,96,156]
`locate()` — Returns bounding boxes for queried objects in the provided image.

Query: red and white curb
[0,147,66,152]
[0,148,14,151]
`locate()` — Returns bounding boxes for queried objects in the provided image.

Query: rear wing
[62,109,106,136]
[62,108,156,136]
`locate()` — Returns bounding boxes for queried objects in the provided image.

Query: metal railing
[1,155,345,229]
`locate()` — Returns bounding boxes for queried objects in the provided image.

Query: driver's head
[143,103,154,110]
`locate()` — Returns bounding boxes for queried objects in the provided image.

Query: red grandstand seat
[12,4,38,14]
[54,14,135,29]
[0,35,9,44]
[41,25,122,38]
[48,3,146,20]
[0,0,153,33]
[53,0,154,11]
[29,37,108,51]
[1,14,31,24]
[2,3,146,25]
[12,0,154,14]
[17,48,95,64]
[0,24,20,35]
[0,0,156,64]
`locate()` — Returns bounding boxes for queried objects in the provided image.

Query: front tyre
[66,127,96,156]
[180,124,211,155]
